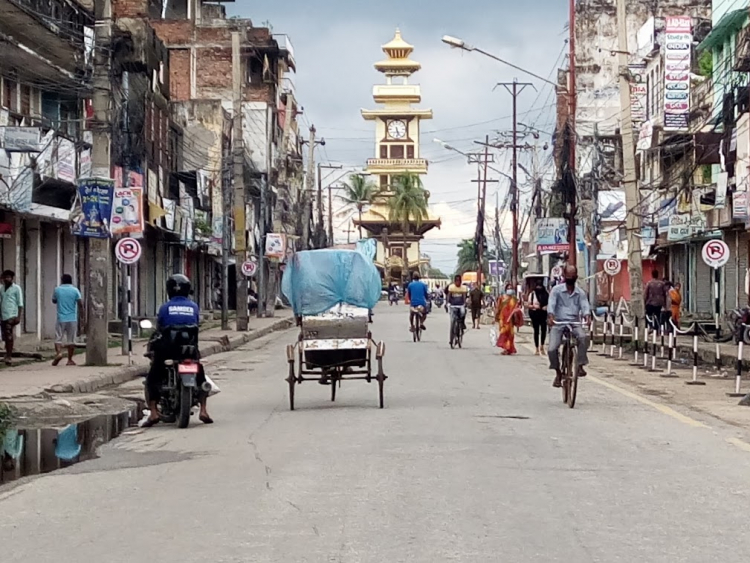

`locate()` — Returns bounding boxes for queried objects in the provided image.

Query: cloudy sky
[231,0,569,274]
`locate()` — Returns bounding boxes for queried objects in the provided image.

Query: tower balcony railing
[366,158,428,173]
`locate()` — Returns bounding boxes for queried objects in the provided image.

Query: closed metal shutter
[741,232,750,308]
[725,232,739,311]
[695,243,713,315]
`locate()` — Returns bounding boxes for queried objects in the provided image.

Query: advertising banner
[629,63,647,123]
[71,177,114,238]
[663,16,692,132]
[536,218,569,252]
[111,187,144,235]
[265,233,287,260]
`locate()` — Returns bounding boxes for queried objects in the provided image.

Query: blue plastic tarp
[355,238,376,262]
[282,249,382,316]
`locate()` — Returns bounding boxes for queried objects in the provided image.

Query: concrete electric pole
[496,81,533,287]
[616,0,645,321]
[302,126,317,250]
[568,0,578,266]
[87,0,112,366]
[232,32,249,331]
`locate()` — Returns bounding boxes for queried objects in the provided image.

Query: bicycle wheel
[450,318,456,349]
[561,342,570,404]
[457,324,463,348]
[568,346,579,409]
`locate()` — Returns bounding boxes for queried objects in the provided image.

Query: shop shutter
[724,233,739,311]
[740,232,750,307]
[695,243,713,315]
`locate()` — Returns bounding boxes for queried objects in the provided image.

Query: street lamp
[441,35,565,91]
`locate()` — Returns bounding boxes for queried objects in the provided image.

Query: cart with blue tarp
[281,249,387,410]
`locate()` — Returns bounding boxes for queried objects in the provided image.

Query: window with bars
[390,145,404,159]
[2,79,17,111]
[20,85,31,116]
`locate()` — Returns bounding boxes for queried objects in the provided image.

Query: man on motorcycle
[142,274,213,427]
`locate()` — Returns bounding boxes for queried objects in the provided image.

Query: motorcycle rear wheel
[177,383,192,428]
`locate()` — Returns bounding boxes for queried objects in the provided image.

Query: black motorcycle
[141,321,210,428]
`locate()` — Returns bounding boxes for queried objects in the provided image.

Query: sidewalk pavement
[0,313,293,399]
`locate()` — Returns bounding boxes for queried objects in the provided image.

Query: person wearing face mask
[494,283,522,355]
[546,265,591,388]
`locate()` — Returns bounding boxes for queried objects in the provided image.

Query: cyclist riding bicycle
[406,272,430,333]
[547,265,590,388]
[445,274,468,333]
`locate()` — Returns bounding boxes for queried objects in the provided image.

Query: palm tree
[389,173,429,281]
[339,174,377,239]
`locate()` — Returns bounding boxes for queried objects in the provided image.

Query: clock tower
[355,29,440,282]
[362,28,433,188]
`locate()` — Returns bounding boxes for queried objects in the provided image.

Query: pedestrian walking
[495,283,522,355]
[0,270,23,365]
[644,269,666,330]
[669,282,682,327]
[52,274,83,366]
[469,284,484,329]
[527,280,549,355]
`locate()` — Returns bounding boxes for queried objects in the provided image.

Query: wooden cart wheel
[287,361,296,411]
[377,356,385,409]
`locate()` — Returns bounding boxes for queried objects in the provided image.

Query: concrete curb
[46,317,294,395]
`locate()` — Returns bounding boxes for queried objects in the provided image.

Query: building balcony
[366,158,428,174]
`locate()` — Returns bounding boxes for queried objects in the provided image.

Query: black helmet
[167,274,191,298]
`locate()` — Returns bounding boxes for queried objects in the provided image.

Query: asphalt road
[3,304,750,562]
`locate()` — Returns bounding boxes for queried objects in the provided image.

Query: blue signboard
[72,177,114,238]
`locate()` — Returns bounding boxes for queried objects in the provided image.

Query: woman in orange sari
[670,282,682,326]
[495,283,521,355]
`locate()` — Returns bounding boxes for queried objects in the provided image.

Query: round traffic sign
[241,260,257,277]
[114,237,142,265]
[551,265,563,278]
[702,239,730,268]
[603,258,621,276]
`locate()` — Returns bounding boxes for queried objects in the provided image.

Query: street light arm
[442,35,565,92]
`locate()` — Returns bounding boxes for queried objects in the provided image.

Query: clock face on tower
[387,120,407,139]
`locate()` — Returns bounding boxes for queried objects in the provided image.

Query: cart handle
[376,341,386,359]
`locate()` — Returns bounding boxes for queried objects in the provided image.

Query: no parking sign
[114,238,142,265]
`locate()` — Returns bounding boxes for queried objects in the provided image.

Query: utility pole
[569,0,578,266]
[316,163,323,248]
[302,126,316,250]
[495,190,501,291]
[232,32,248,331]
[496,81,533,287]
[617,0,645,321]
[469,139,497,286]
[87,0,112,366]
[588,125,601,303]
[221,121,231,330]
[328,184,334,246]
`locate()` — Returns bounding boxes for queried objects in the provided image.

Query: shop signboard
[663,16,693,132]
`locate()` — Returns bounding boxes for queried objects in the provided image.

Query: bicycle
[552,321,585,409]
[449,305,466,349]
[410,307,425,342]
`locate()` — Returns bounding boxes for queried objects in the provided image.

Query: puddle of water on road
[0,406,139,486]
